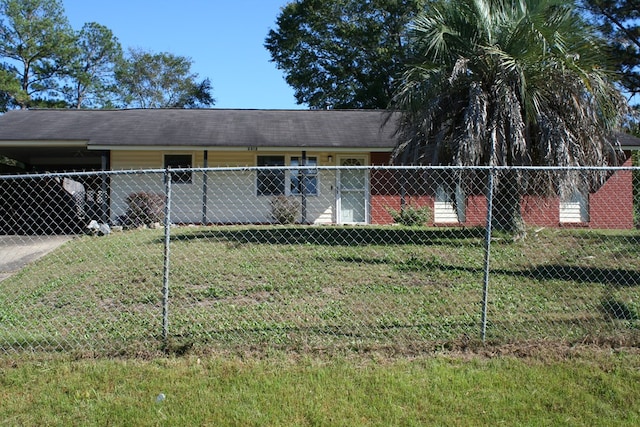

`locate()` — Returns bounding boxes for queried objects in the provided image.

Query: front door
[337,157,368,224]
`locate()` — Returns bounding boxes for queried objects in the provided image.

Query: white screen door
[337,157,368,224]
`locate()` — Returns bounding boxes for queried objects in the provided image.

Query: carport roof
[0,108,400,150]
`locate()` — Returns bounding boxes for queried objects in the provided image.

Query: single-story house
[0,108,638,230]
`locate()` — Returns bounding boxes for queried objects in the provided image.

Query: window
[164,154,192,184]
[256,155,319,196]
[257,155,285,196]
[290,157,318,196]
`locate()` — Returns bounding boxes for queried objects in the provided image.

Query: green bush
[386,204,432,227]
[271,196,300,224]
[125,192,165,227]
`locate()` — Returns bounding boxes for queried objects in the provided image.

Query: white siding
[109,150,342,225]
[313,169,336,224]
[110,172,165,222]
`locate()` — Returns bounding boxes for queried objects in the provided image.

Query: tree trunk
[491,171,525,235]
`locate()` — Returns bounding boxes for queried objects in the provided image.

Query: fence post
[162,168,172,346]
[481,167,495,342]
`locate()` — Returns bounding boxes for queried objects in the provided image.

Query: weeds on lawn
[0,226,638,357]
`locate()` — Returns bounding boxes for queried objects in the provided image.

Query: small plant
[386,204,432,227]
[271,195,300,224]
[125,192,165,227]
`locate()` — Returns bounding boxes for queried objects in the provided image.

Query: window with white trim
[290,156,318,196]
[256,155,318,196]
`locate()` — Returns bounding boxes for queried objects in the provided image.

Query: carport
[0,142,106,174]
[0,110,114,234]
[1,141,110,234]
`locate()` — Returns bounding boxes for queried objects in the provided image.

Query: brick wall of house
[588,155,634,229]
[521,195,561,227]
[462,195,489,226]
[367,152,634,229]
[369,154,398,225]
[370,152,391,165]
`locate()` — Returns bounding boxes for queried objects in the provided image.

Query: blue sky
[62,0,302,110]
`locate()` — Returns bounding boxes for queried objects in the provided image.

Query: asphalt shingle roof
[0,109,399,150]
[618,132,640,149]
[1,108,637,151]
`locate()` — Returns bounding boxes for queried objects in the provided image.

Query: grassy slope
[1,226,639,424]
[0,226,638,356]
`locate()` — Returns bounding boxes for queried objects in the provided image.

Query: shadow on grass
[523,265,640,287]
[168,226,486,246]
[334,254,639,288]
[562,231,640,246]
[169,315,640,356]
[601,299,639,320]
[165,225,638,286]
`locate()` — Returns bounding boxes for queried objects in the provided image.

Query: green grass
[1,350,639,426]
[0,225,638,357]
[1,226,639,425]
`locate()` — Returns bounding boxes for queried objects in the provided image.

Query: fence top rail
[1,164,639,180]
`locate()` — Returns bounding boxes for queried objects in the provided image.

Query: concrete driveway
[0,235,71,282]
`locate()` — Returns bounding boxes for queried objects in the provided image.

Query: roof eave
[89,145,394,152]
[0,140,89,147]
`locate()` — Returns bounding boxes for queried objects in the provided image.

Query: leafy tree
[62,22,123,109]
[391,0,629,233]
[0,0,75,109]
[265,0,427,109]
[0,63,24,110]
[114,48,214,109]
[579,0,639,108]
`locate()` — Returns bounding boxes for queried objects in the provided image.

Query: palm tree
[391,0,630,233]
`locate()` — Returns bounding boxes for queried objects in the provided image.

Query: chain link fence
[0,166,638,357]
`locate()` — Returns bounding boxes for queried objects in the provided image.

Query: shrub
[386,204,432,227]
[125,192,165,227]
[271,195,300,224]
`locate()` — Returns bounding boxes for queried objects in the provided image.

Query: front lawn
[0,226,638,357]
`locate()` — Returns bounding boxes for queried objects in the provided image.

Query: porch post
[202,150,208,224]
[100,151,109,223]
[301,151,307,224]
